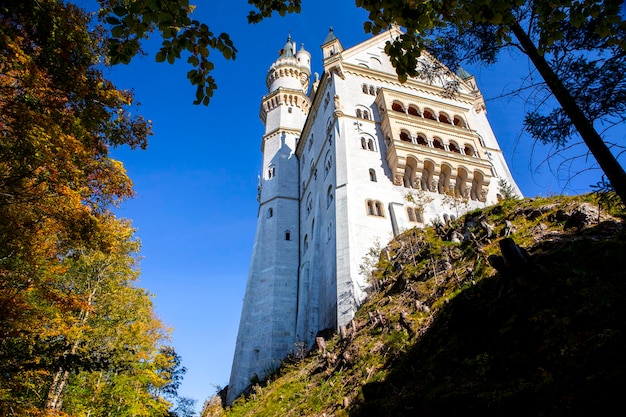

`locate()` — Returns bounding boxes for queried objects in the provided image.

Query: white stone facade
[227,28,521,404]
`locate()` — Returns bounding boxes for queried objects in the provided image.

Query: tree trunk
[509,21,626,203]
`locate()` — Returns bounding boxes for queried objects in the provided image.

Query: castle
[227,27,521,404]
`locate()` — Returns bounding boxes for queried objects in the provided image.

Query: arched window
[369,85,376,95]
[267,207,273,218]
[392,102,405,113]
[361,137,367,149]
[369,169,377,182]
[285,230,291,240]
[423,108,436,120]
[303,234,309,252]
[306,193,313,216]
[439,112,451,124]
[367,138,375,151]
[433,137,445,150]
[363,110,370,120]
[400,131,411,142]
[362,84,369,93]
[453,116,466,127]
[324,151,332,177]
[449,141,460,153]
[464,145,475,157]
[408,105,420,116]
[327,185,334,208]
[356,109,362,118]
[267,165,276,179]
[366,199,385,217]
[416,134,428,146]
[375,201,384,217]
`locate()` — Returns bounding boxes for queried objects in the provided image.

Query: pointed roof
[456,66,473,79]
[279,34,294,58]
[322,27,337,45]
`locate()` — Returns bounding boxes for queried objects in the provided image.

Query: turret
[266,35,311,94]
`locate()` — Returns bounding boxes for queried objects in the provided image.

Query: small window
[369,169,377,182]
[285,230,291,241]
[407,207,422,223]
[361,137,367,149]
[362,84,368,94]
[327,185,333,208]
[464,145,475,157]
[363,110,370,120]
[449,142,460,153]
[439,112,451,124]
[366,199,385,217]
[268,165,276,179]
[369,86,376,95]
[400,131,411,142]
[367,138,375,151]
[423,109,436,120]
[433,138,444,150]
[408,105,420,116]
[453,116,466,128]
[416,134,427,146]
[267,207,273,218]
[306,193,313,216]
[356,109,362,118]
[303,234,309,252]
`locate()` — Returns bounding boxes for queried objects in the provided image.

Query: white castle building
[227,27,521,404]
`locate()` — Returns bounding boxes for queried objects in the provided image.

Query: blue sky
[100,0,625,412]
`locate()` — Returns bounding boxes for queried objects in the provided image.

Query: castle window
[369,169,377,182]
[392,101,405,113]
[407,207,422,223]
[367,138,375,151]
[362,84,368,94]
[285,230,291,241]
[369,85,376,95]
[464,145,475,157]
[324,151,332,178]
[439,112,451,124]
[453,116,466,128]
[408,105,420,116]
[363,110,370,120]
[327,185,334,208]
[400,131,411,142]
[305,194,313,217]
[303,234,309,252]
[288,107,293,113]
[356,109,362,118]
[366,199,385,217]
[433,137,445,150]
[267,165,276,179]
[449,141,460,153]
[267,207,273,218]
[416,134,428,146]
[423,108,436,120]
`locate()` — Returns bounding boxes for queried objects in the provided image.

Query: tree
[0,1,190,414]
[97,0,237,105]
[349,0,626,203]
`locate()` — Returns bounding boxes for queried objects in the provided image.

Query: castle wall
[228,29,522,405]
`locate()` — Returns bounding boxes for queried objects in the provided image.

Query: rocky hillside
[204,195,626,417]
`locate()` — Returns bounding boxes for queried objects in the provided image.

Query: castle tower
[227,28,521,405]
[227,36,311,405]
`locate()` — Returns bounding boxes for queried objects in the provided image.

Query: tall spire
[279,34,294,58]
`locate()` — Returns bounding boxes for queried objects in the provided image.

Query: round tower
[227,36,311,405]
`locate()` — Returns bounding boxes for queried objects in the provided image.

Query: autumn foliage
[0,1,184,415]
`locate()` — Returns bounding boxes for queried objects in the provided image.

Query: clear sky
[99,0,625,412]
